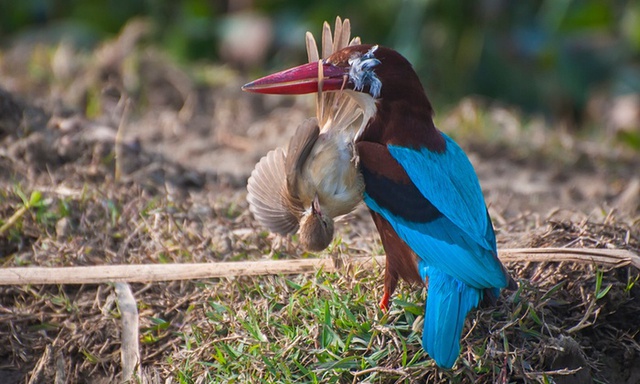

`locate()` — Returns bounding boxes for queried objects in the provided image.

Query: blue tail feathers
[422,268,481,369]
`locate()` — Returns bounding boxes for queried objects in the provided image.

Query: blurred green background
[1,0,639,129]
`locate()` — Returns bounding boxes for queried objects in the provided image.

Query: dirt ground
[0,22,639,383]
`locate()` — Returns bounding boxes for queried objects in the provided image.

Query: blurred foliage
[1,0,639,127]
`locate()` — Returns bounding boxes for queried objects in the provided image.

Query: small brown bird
[246,17,365,251]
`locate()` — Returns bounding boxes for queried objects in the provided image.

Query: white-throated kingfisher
[243,43,516,368]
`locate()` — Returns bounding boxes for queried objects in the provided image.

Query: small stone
[55,217,72,240]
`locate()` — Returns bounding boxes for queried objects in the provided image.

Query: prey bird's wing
[284,118,320,200]
[247,147,300,235]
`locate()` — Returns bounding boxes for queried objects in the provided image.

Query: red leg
[370,211,421,313]
[379,289,391,312]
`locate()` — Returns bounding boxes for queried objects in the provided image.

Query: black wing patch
[357,141,442,223]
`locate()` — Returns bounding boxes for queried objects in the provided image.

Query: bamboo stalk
[0,248,637,286]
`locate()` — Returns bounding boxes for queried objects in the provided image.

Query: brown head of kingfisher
[243,41,517,368]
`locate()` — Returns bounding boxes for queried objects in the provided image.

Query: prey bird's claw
[348,142,360,167]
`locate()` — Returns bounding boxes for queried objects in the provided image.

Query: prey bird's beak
[311,194,322,216]
[242,61,348,95]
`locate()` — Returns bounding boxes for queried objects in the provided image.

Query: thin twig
[524,367,584,377]
[566,299,599,334]
[0,205,28,235]
[351,366,408,383]
[114,98,131,183]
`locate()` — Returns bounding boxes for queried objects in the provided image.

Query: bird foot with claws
[348,142,360,168]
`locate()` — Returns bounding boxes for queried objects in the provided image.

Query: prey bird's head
[242,44,420,103]
[298,194,334,252]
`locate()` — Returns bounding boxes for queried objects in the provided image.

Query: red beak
[242,61,349,95]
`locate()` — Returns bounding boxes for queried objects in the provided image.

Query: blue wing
[363,133,507,290]
[388,133,493,252]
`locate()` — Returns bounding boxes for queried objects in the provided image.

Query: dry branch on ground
[0,248,638,285]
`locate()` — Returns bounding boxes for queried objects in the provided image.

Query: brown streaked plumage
[246,17,365,252]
